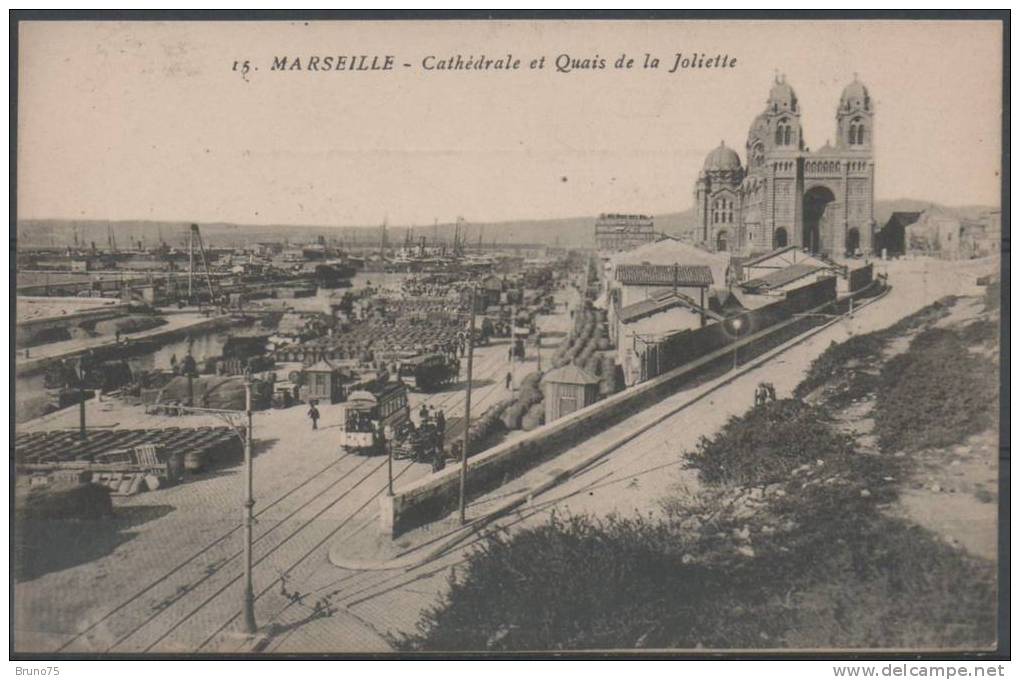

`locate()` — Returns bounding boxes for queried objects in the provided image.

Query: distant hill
[14,200,995,250]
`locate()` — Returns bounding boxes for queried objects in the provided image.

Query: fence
[848,263,874,292]
[638,276,837,382]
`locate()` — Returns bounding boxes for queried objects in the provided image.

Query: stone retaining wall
[379,281,882,536]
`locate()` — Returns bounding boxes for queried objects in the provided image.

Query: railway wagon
[397,353,460,392]
[337,383,410,455]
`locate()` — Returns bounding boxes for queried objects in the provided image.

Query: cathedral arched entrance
[716,230,729,252]
[846,227,860,256]
[774,227,788,248]
[803,186,837,254]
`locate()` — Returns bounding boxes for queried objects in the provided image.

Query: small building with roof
[739,245,831,282]
[301,358,347,404]
[903,207,1001,260]
[876,211,922,257]
[614,290,726,386]
[541,363,602,422]
[739,262,831,295]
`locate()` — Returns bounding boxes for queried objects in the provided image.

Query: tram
[337,383,410,455]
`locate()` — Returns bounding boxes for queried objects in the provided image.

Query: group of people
[754,382,777,407]
[416,403,447,471]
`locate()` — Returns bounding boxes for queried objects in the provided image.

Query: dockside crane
[188,223,218,304]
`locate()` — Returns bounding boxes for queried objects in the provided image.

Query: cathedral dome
[768,75,798,111]
[703,142,742,172]
[840,77,871,111]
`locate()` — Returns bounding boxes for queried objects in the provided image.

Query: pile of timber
[15,427,242,494]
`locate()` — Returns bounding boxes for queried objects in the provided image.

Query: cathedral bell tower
[836,75,874,151]
[765,73,804,154]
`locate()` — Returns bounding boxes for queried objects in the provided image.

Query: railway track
[54,452,357,652]
[107,456,390,652]
[53,340,516,653]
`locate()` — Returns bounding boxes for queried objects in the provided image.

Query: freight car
[397,353,460,392]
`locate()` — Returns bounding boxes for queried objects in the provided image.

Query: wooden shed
[541,363,601,423]
[301,359,346,404]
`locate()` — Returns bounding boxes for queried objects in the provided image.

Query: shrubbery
[684,399,857,486]
[793,335,886,402]
[874,327,998,453]
[399,402,994,650]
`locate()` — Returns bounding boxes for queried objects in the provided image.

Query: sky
[17,20,1003,228]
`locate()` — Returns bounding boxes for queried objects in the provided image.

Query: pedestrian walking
[505,371,512,390]
[308,402,320,430]
[766,382,777,402]
[419,403,429,421]
[432,440,446,473]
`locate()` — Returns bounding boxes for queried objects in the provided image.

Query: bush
[399,357,996,653]
[398,486,994,651]
[874,327,998,453]
[794,334,886,400]
[684,399,856,487]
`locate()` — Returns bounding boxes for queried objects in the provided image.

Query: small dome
[703,142,742,172]
[840,77,871,110]
[768,75,798,111]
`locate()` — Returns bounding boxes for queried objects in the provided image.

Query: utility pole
[536,331,542,372]
[386,428,394,497]
[77,359,87,442]
[241,376,257,634]
[459,286,477,525]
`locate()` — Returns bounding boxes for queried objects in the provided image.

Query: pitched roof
[304,359,339,373]
[615,263,714,287]
[742,245,800,267]
[609,240,731,284]
[884,211,923,229]
[740,263,828,292]
[540,363,601,385]
[618,291,724,325]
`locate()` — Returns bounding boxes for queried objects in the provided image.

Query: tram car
[337,383,410,455]
[397,353,460,392]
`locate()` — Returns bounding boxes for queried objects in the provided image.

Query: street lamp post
[241,376,257,635]
[731,318,744,371]
[459,286,477,525]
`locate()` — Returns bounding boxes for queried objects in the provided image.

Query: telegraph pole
[386,432,394,497]
[77,359,87,442]
[241,376,257,634]
[459,286,477,525]
[536,331,542,372]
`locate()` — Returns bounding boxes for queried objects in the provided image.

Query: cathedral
[693,75,876,258]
